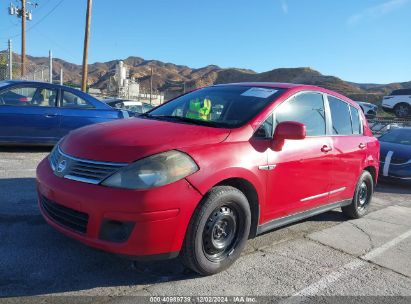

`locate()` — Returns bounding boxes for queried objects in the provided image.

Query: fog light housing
[99,220,135,243]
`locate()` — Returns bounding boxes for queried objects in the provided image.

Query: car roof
[0,80,75,90]
[214,82,303,89]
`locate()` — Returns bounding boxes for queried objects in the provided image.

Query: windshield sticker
[241,87,278,98]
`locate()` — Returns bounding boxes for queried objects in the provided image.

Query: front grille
[41,196,89,234]
[49,145,127,184]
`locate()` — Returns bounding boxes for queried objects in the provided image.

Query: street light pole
[81,0,92,92]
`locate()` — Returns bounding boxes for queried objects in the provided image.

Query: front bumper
[36,158,203,258]
[382,105,394,113]
[378,162,411,184]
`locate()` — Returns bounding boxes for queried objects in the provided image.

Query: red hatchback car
[37,83,380,275]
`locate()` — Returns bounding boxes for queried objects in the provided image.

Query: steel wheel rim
[202,205,240,262]
[358,181,369,211]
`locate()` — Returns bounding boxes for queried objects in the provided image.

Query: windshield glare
[379,129,411,146]
[147,86,285,128]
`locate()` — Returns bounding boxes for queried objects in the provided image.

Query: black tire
[393,103,410,118]
[342,171,374,219]
[180,186,251,275]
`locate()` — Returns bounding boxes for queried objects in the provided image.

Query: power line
[1,0,65,39]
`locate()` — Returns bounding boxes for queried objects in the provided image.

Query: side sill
[256,199,352,236]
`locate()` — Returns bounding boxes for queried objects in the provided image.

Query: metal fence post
[60,68,63,85]
[49,50,52,83]
[8,39,13,80]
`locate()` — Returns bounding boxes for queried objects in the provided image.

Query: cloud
[281,0,288,14]
[348,0,410,25]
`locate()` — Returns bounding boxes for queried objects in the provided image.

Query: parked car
[378,127,411,184]
[382,89,411,118]
[104,99,154,115]
[0,80,130,145]
[355,101,378,119]
[37,83,379,275]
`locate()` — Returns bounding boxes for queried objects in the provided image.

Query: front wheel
[180,186,251,275]
[342,171,374,219]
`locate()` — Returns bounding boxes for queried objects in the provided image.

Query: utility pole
[8,1,37,78]
[21,0,26,77]
[150,66,153,105]
[48,50,52,83]
[8,40,13,80]
[81,0,93,92]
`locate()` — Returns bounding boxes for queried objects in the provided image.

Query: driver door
[263,92,333,222]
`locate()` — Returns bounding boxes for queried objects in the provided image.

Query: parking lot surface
[1,147,411,302]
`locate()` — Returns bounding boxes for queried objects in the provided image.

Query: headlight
[101,150,198,190]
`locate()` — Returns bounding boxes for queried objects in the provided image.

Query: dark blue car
[379,128,411,184]
[0,80,129,145]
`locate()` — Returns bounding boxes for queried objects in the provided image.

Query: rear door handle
[359,143,366,149]
[321,145,332,153]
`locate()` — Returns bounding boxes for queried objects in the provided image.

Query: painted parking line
[0,169,36,172]
[282,228,411,302]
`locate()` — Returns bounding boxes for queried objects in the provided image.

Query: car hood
[379,141,411,162]
[60,118,231,163]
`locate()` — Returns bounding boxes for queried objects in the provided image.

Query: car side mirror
[272,121,306,150]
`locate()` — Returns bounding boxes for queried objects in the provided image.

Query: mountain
[7,53,411,102]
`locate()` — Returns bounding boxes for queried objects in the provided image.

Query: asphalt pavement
[0,147,410,303]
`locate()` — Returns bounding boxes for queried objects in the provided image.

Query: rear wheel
[342,171,374,219]
[180,186,251,275]
[394,103,410,118]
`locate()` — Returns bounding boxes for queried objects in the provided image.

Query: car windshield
[379,129,411,146]
[144,85,285,128]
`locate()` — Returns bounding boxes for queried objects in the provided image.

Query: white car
[382,89,411,118]
[356,101,378,119]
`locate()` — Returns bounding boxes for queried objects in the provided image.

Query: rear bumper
[36,158,203,259]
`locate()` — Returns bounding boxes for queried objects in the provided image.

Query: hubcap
[203,206,238,261]
[358,181,368,210]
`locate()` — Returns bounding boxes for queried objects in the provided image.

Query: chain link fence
[0,48,51,82]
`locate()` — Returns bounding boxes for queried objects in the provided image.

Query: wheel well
[364,166,377,185]
[394,102,410,109]
[216,178,259,239]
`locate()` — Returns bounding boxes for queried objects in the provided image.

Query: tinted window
[0,86,56,107]
[62,91,94,108]
[328,96,352,135]
[391,89,411,96]
[350,106,362,135]
[275,92,326,136]
[147,86,285,128]
[254,114,274,139]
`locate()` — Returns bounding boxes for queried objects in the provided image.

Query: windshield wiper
[143,115,224,127]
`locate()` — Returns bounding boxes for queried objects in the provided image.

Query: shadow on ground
[0,177,408,297]
[0,146,52,153]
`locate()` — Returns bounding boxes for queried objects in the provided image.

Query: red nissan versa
[36,83,380,275]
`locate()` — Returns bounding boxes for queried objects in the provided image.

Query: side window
[254,114,274,139]
[62,91,94,109]
[0,87,37,106]
[350,106,362,135]
[328,96,352,135]
[32,88,58,107]
[275,92,326,136]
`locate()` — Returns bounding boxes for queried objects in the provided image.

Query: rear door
[57,89,120,138]
[326,95,367,203]
[0,84,59,144]
[264,91,333,222]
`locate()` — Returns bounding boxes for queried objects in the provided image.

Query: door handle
[321,145,332,153]
[359,143,366,149]
[45,114,58,118]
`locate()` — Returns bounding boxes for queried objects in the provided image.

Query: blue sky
[1,0,410,84]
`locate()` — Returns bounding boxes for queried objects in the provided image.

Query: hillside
[7,53,411,102]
